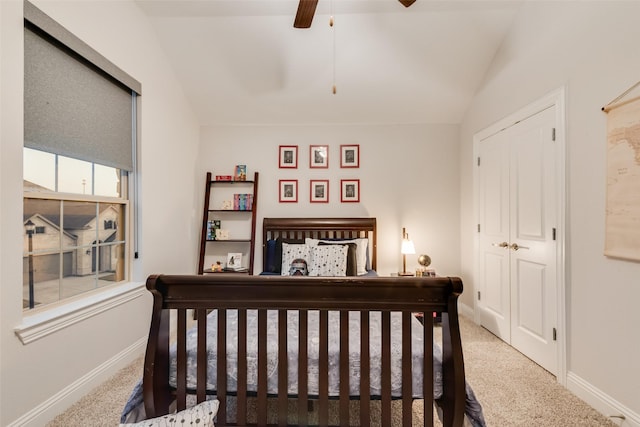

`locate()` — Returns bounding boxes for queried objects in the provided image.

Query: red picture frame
[279,145,298,169]
[309,145,329,168]
[340,144,359,168]
[279,179,298,203]
[310,180,329,203]
[340,179,360,203]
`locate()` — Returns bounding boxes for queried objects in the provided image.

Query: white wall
[0,1,200,425]
[199,124,461,277]
[460,1,640,422]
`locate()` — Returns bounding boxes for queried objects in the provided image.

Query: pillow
[281,242,311,276]
[273,237,305,274]
[319,242,357,276]
[308,244,348,277]
[264,239,278,273]
[119,399,219,427]
[306,237,369,275]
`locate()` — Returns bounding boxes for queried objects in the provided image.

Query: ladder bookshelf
[197,171,259,275]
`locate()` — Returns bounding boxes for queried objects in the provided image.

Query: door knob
[509,243,529,251]
[492,242,509,248]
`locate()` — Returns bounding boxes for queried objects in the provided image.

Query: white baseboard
[8,337,146,427]
[457,301,475,320]
[567,371,640,427]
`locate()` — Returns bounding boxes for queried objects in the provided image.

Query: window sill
[14,281,146,345]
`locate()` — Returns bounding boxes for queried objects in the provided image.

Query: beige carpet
[47,316,616,426]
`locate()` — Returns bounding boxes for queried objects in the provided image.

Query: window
[23,2,141,311]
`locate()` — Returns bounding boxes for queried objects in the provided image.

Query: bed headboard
[262,217,377,271]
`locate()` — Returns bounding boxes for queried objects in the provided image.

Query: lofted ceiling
[136,0,521,126]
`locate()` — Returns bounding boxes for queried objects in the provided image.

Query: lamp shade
[401,239,415,255]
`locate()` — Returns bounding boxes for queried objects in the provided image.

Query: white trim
[567,371,640,427]
[7,336,146,427]
[472,86,567,385]
[457,301,475,320]
[14,281,145,344]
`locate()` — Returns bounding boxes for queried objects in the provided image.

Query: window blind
[23,0,141,172]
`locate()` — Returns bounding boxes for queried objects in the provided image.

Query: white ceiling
[136,0,522,126]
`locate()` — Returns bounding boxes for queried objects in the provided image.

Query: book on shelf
[233,193,253,211]
[234,165,247,181]
[215,175,233,181]
[206,219,221,240]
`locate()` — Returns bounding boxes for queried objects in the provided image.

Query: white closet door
[478,106,558,375]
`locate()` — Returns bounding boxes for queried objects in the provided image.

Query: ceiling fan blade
[294,0,318,28]
[398,0,416,7]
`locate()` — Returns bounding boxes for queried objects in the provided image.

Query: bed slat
[339,310,350,426]
[196,309,207,403]
[278,310,288,426]
[257,309,268,424]
[319,309,329,426]
[176,309,187,411]
[298,310,309,425]
[381,310,392,426]
[216,309,227,425]
[402,311,413,426]
[360,311,371,427]
[423,311,434,427]
[237,309,247,425]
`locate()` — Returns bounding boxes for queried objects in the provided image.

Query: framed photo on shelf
[279,179,298,203]
[226,252,243,270]
[310,180,329,203]
[309,145,329,168]
[341,179,360,203]
[279,145,298,168]
[340,144,360,168]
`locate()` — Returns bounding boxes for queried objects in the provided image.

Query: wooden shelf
[197,171,259,275]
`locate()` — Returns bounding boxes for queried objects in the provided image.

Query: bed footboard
[142,275,466,427]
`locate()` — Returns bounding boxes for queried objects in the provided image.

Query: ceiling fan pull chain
[331,1,336,94]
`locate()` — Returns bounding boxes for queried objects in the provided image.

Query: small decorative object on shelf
[215,175,233,181]
[211,261,223,272]
[221,200,233,210]
[234,165,247,181]
[227,252,243,270]
[416,254,435,276]
[216,229,229,240]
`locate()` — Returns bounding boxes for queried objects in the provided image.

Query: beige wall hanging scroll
[603,82,640,261]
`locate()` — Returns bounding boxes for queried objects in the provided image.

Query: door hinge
[552,227,556,240]
[477,291,481,301]
[552,128,556,141]
[477,224,481,233]
[553,327,557,341]
[477,157,481,166]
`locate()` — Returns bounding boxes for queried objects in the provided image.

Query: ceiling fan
[294,0,417,28]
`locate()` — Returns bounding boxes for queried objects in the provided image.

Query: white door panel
[478,131,510,339]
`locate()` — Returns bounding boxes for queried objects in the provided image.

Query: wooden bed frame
[142,218,467,427]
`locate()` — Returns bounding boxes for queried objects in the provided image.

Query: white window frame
[16,1,143,344]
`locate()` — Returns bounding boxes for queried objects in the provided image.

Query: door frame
[472,87,567,385]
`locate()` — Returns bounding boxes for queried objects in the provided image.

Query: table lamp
[399,227,415,276]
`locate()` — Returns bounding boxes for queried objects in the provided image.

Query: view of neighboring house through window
[23,151,127,309]
[22,2,141,310]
